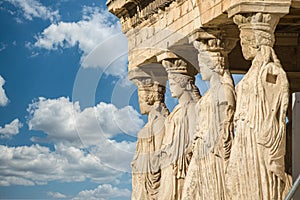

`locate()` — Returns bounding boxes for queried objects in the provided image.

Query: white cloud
[90,140,136,173]
[5,0,60,22]
[47,191,68,199]
[73,184,131,200]
[0,75,9,106]
[33,7,120,54]
[0,94,142,186]
[33,6,128,76]
[27,97,141,174]
[0,118,23,138]
[81,34,128,77]
[0,144,121,186]
[27,97,143,146]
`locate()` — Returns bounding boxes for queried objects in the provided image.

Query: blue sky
[0,0,142,199]
[0,0,243,199]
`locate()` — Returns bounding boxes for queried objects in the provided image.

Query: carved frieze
[107,0,176,32]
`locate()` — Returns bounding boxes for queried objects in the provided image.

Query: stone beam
[197,0,292,26]
[197,0,231,26]
[156,51,198,74]
[128,62,168,87]
[292,0,300,8]
[227,0,292,18]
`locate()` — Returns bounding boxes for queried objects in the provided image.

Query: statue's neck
[148,101,161,120]
[209,73,222,88]
[178,91,193,105]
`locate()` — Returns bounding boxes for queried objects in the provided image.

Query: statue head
[136,78,166,114]
[168,73,195,98]
[200,53,225,81]
[194,39,227,81]
[233,13,279,60]
[162,59,200,100]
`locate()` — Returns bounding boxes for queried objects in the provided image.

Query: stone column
[157,52,200,200]
[180,35,237,200]
[226,13,291,200]
[129,67,169,200]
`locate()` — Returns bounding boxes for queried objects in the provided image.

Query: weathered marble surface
[129,16,292,198]
[182,38,236,200]
[131,78,169,200]
[158,58,200,200]
[106,0,296,198]
[226,13,291,200]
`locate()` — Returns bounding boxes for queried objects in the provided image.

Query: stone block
[227,0,292,17]
[292,0,300,8]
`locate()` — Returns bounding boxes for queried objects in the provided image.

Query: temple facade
[107,0,300,199]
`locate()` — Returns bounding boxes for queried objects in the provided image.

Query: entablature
[107,0,300,92]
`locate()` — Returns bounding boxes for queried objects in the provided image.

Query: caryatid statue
[226,13,291,200]
[182,38,236,200]
[131,76,169,200]
[158,56,201,200]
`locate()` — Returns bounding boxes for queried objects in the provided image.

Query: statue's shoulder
[209,83,235,107]
[196,90,210,110]
[152,116,165,133]
[153,114,166,125]
[264,62,286,74]
[222,83,236,107]
[184,100,197,121]
[262,62,289,87]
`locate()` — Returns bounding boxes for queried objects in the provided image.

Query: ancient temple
[106,0,300,199]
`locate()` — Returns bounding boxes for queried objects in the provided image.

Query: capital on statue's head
[157,51,198,77]
[164,59,197,76]
[233,13,279,33]
[233,13,280,48]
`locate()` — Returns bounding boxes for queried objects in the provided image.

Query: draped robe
[132,113,166,200]
[182,82,235,200]
[226,57,291,200]
[158,101,196,200]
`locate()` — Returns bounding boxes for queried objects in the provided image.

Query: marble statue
[158,58,200,200]
[131,78,169,200]
[226,13,291,200]
[182,38,236,200]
